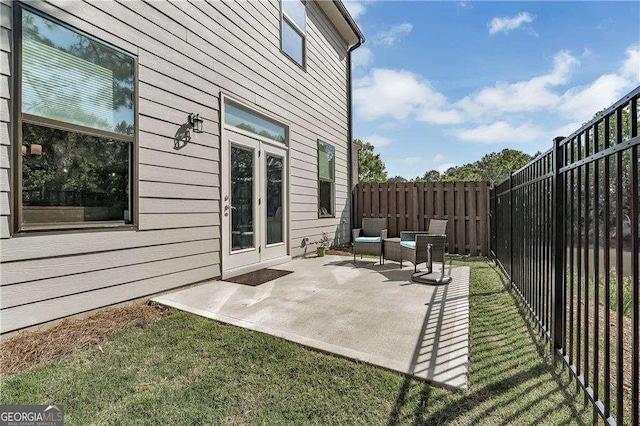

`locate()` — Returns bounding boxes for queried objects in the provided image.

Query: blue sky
[345,1,640,178]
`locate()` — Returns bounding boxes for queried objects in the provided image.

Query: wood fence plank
[436,182,445,220]
[389,182,397,236]
[381,183,388,224]
[456,182,466,254]
[468,183,478,256]
[445,183,456,252]
[416,184,420,231]
[398,183,406,233]
[417,181,425,230]
[372,182,379,218]
[363,183,371,219]
[478,183,489,255]
[425,182,434,227]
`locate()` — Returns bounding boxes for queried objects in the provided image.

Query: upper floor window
[17,6,136,231]
[281,0,306,67]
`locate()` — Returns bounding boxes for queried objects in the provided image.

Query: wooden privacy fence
[353,182,491,256]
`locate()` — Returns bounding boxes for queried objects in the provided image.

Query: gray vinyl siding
[0,0,351,333]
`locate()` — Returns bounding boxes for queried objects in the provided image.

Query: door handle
[225,205,236,211]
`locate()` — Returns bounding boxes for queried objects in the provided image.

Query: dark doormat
[225,268,293,286]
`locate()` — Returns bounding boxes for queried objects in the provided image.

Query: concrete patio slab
[152,255,470,389]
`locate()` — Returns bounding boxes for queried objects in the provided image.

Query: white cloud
[456,50,580,120]
[436,162,456,173]
[433,153,445,163]
[489,12,534,35]
[352,46,373,70]
[343,1,366,20]
[398,156,422,167]
[353,68,461,125]
[454,121,547,144]
[559,45,639,122]
[373,23,413,47]
[363,134,392,148]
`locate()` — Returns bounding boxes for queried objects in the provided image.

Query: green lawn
[1,258,592,425]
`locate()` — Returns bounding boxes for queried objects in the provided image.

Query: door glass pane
[22,9,134,135]
[231,145,254,251]
[266,155,284,245]
[22,122,131,225]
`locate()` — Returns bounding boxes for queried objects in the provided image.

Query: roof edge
[333,0,365,46]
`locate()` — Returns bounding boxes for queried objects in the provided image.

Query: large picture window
[317,140,334,218]
[16,6,136,231]
[281,0,306,67]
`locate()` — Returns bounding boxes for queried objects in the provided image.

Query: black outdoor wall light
[188,113,204,133]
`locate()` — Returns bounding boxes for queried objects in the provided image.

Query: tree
[440,149,533,184]
[422,170,441,182]
[388,175,407,183]
[356,139,388,183]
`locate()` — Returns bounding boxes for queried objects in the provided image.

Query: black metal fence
[490,86,639,425]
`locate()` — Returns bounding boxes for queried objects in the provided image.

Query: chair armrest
[401,231,429,241]
[352,228,362,241]
[380,229,388,239]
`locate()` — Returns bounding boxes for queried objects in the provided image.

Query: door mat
[225,268,293,286]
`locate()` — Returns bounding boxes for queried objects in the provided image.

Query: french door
[222,130,288,275]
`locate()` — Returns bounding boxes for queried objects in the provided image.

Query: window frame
[280,0,306,69]
[12,3,139,235]
[317,140,335,219]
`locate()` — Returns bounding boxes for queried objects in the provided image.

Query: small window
[224,101,286,143]
[281,0,306,67]
[317,140,334,217]
[17,6,136,231]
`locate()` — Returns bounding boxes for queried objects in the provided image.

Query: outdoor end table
[383,237,402,264]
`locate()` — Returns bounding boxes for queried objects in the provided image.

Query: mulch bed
[0,302,168,376]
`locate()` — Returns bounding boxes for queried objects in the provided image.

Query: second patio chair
[352,218,387,264]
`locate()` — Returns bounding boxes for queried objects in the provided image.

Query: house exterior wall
[0,0,353,333]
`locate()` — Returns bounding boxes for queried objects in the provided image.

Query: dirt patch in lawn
[0,302,168,376]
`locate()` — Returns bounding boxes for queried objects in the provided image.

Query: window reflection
[266,155,284,245]
[231,145,254,250]
[22,9,134,135]
[21,122,130,225]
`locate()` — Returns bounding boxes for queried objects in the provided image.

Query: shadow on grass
[387,258,591,425]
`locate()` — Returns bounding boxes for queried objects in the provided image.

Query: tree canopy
[356,139,388,183]
[432,149,534,184]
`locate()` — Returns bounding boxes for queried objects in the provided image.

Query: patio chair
[411,234,452,284]
[426,219,448,235]
[399,231,431,272]
[353,218,387,264]
[398,219,449,273]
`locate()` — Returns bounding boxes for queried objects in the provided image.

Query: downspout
[332,0,364,243]
[346,39,362,243]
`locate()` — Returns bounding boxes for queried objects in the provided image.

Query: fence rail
[354,181,490,255]
[490,85,639,425]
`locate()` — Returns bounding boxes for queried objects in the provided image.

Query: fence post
[552,136,566,353]
[509,172,513,279]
